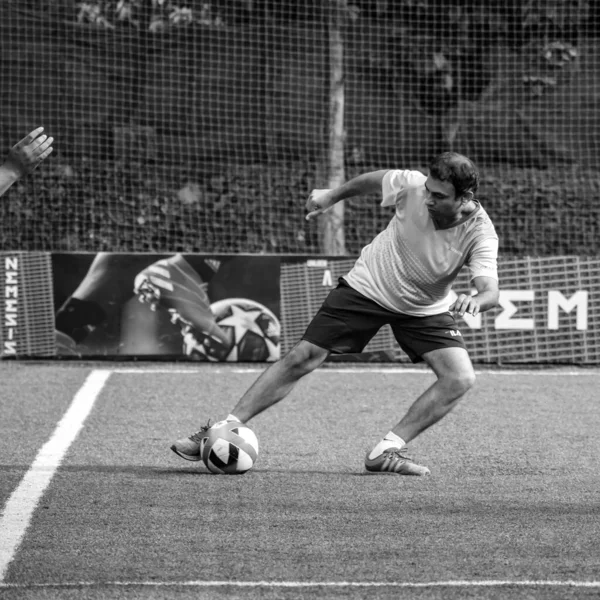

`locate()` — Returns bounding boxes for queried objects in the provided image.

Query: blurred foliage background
[1,0,599,254]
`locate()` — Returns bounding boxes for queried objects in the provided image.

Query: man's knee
[425,348,476,399]
[440,368,476,398]
[281,341,329,376]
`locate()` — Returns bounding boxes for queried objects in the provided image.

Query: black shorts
[302,279,467,363]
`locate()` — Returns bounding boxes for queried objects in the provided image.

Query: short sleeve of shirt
[381,169,427,207]
[468,236,499,281]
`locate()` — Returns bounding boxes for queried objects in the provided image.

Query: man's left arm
[450,276,499,318]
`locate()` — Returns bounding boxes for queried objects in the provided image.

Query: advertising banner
[281,256,600,364]
[1,252,598,364]
[51,253,281,360]
[0,252,55,357]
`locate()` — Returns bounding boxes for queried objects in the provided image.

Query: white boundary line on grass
[111,366,600,376]
[2,579,600,589]
[0,369,111,583]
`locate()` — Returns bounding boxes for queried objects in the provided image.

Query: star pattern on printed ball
[217,304,266,343]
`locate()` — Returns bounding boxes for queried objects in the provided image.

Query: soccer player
[0,127,54,197]
[172,152,500,475]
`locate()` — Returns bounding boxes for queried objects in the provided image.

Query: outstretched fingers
[7,128,54,175]
[15,127,45,148]
[32,135,54,160]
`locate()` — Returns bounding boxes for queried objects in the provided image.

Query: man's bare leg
[365,347,475,476]
[170,340,329,461]
[230,340,330,422]
[392,347,476,443]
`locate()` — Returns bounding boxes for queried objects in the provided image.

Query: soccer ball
[184,297,281,362]
[201,420,259,475]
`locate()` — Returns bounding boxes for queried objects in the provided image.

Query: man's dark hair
[428,152,479,198]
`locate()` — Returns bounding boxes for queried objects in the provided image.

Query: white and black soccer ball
[201,420,259,475]
[184,298,281,362]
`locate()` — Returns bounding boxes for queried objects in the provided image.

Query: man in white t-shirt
[172,152,500,476]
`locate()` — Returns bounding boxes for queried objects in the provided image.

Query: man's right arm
[305,170,389,220]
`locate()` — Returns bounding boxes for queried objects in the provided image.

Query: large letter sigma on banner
[494,290,535,330]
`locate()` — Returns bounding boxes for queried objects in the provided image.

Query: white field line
[0,369,111,583]
[111,366,600,376]
[2,579,600,589]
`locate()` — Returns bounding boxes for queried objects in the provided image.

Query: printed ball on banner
[201,420,259,475]
[184,298,280,362]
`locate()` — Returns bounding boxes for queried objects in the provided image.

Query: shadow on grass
[0,464,369,477]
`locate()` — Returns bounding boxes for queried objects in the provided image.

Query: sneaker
[133,254,230,349]
[364,447,431,476]
[170,421,213,462]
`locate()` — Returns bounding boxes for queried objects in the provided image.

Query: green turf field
[1,362,599,600]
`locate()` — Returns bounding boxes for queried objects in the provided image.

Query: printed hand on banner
[133,253,230,353]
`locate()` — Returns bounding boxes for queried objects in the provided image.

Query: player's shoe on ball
[133,254,230,348]
[364,448,430,476]
[170,421,213,462]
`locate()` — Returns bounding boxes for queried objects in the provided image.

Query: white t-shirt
[343,169,499,316]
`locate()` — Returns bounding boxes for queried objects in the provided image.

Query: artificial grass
[2,364,600,600]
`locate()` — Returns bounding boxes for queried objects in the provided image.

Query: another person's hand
[3,127,54,179]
